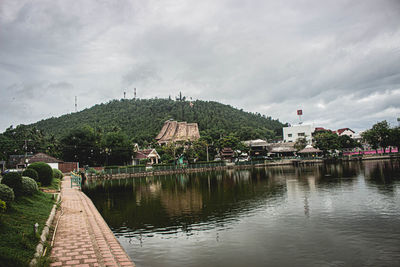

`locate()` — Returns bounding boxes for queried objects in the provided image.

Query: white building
[283,124,315,144]
[335,128,355,138]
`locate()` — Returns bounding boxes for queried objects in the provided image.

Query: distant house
[313,127,332,134]
[336,128,355,138]
[267,143,297,157]
[25,153,63,170]
[220,147,235,162]
[155,120,200,145]
[243,139,268,158]
[132,149,160,165]
[9,154,33,169]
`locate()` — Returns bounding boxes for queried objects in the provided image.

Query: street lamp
[105,148,111,166]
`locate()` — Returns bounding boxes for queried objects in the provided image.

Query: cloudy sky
[1,0,400,133]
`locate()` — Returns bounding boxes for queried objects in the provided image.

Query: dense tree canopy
[60,126,98,165]
[0,97,285,165]
[362,120,399,153]
[31,98,284,144]
[314,132,339,154]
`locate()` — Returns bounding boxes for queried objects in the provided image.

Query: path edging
[29,193,60,267]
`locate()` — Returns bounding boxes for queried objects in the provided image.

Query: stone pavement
[50,176,135,267]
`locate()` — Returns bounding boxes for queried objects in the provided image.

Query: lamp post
[105,148,111,166]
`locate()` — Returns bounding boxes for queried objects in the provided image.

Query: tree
[372,121,391,153]
[60,126,99,165]
[217,134,241,150]
[191,139,209,162]
[362,129,379,153]
[0,135,17,161]
[314,132,339,155]
[294,137,307,151]
[362,121,391,154]
[338,135,358,151]
[101,132,132,166]
[389,127,400,153]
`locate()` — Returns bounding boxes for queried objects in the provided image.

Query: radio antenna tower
[124,91,126,99]
[75,96,77,112]
[134,88,137,99]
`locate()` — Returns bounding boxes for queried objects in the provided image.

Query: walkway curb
[30,193,60,267]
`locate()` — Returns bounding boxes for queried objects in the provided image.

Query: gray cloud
[1,0,400,132]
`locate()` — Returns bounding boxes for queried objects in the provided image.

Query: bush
[27,162,53,186]
[0,199,5,213]
[0,184,15,203]
[22,168,39,182]
[104,165,119,170]
[52,169,63,179]
[1,172,23,196]
[21,177,39,195]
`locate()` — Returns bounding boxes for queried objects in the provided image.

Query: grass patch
[0,191,54,267]
[41,177,60,191]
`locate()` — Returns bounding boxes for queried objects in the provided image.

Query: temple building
[155,120,200,145]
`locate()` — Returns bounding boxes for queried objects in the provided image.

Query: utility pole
[23,139,31,168]
[206,144,209,162]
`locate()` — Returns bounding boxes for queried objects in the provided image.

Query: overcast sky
[1,0,400,133]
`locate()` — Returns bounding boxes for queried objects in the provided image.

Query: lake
[84,160,400,267]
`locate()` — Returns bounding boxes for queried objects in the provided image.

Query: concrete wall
[283,125,314,144]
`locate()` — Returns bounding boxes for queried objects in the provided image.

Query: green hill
[32,98,285,143]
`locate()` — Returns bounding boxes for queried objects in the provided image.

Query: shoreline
[87,154,400,181]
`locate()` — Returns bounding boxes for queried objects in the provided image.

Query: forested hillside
[32,98,284,143]
[0,98,285,164]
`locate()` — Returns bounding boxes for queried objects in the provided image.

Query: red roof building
[336,128,355,136]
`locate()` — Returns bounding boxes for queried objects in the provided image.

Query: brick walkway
[50,176,135,267]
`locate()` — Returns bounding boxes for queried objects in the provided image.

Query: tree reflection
[84,169,286,234]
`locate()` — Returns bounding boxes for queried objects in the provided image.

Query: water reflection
[85,168,286,235]
[84,160,400,267]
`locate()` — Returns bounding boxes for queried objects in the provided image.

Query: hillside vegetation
[0,98,285,164]
[32,98,284,143]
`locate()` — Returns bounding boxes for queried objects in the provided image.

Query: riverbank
[87,154,400,181]
[50,176,135,266]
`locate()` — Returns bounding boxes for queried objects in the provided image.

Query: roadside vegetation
[0,162,60,266]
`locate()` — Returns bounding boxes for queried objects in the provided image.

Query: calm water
[84,160,400,267]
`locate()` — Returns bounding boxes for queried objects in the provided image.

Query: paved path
[50,176,135,267]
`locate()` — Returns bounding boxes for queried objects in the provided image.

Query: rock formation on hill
[155,120,200,144]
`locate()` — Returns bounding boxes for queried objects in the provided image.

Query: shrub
[1,172,23,196]
[0,199,5,211]
[104,165,119,170]
[87,168,98,174]
[21,176,39,195]
[52,169,63,179]
[27,162,53,186]
[22,168,39,181]
[0,184,15,203]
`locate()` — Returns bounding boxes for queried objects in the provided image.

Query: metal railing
[70,172,82,188]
